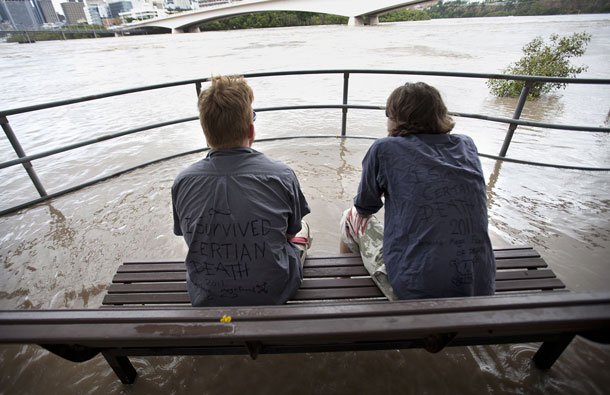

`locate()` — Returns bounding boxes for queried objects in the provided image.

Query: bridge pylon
[348,15,379,26]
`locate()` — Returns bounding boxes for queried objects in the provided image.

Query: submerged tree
[487,32,592,99]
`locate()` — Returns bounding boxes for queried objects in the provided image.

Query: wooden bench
[103,246,566,306]
[0,246,608,385]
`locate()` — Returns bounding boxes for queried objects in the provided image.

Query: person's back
[172,75,310,306]
[341,82,495,300]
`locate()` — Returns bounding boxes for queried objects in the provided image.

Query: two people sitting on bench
[173,75,495,306]
[340,82,496,300]
[172,75,311,307]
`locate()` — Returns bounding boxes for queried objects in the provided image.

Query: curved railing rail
[1,69,609,216]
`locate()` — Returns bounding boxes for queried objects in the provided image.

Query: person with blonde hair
[340,82,495,300]
[172,75,311,306]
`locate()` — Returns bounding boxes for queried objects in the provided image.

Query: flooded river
[0,13,609,394]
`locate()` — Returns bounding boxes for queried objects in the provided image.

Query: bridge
[124,0,437,34]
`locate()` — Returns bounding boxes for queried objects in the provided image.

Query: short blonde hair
[198,75,254,149]
[386,82,454,136]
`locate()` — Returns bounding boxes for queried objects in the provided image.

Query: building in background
[119,7,156,22]
[107,0,130,18]
[84,0,109,25]
[191,0,228,9]
[60,0,86,24]
[37,0,59,23]
[0,0,44,28]
[118,0,165,23]
[164,0,189,11]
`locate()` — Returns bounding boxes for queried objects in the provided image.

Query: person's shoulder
[449,133,479,151]
[369,136,399,149]
[370,136,415,153]
[250,149,288,167]
[249,150,297,177]
[173,159,208,184]
[450,133,475,145]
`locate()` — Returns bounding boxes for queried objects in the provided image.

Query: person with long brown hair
[340,82,495,300]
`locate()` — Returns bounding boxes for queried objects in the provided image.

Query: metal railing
[1,69,609,216]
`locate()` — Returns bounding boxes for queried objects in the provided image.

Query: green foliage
[379,9,431,22]
[7,25,112,42]
[427,0,610,19]
[200,11,348,31]
[487,32,592,99]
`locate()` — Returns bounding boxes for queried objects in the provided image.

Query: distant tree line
[200,11,348,31]
[426,0,610,19]
[6,25,114,42]
[199,0,610,31]
[379,9,431,22]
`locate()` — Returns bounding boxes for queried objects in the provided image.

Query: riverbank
[427,0,610,19]
[4,0,609,42]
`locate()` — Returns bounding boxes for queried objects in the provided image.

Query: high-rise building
[60,0,86,24]
[107,0,130,18]
[84,0,109,25]
[0,0,44,28]
[37,0,59,23]
[84,3,100,24]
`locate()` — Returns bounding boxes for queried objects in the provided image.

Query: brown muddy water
[0,14,609,394]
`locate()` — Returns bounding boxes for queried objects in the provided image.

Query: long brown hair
[386,82,454,136]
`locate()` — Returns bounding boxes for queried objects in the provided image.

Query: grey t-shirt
[354,134,496,299]
[172,147,310,306]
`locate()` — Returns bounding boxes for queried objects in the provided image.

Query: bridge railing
[1,69,609,216]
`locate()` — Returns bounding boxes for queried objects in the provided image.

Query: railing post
[195,81,202,97]
[1,116,47,198]
[341,72,349,137]
[499,81,532,157]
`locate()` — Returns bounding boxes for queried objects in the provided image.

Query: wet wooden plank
[495,278,565,292]
[103,293,191,305]
[5,292,610,346]
[117,264,184,273]
[103,275,565,306]
[496,269,557,281]
[494,248,540,259]
[113,272,186,283]
[115,252,547,275]
[107,278,377,295]
[106,248,563,306]
[496,257,547,270]
[292,287,384,300]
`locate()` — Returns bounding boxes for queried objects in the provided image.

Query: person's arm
[354,143,384,215]
[171,181,183,236]
[285,170,311,236]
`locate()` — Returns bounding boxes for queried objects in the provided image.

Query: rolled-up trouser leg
[340,207,398,300]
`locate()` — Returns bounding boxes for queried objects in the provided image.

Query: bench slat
[496,269,556,281]
[107,278,378,295]
[114,256,548,275]
[495,278,565,292]
[104,286,388,305]
[106,248,564,306]
[106,272,564,299]
[292,287,384,300]
[104,293,191,305]
[5,292,610,345]
[496,257,546,270]
[119,248,540,266]
[103,276,565,306]
[113,272,186,283]
[494,248,540,259]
